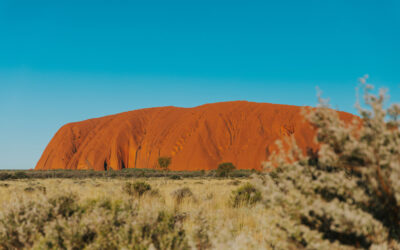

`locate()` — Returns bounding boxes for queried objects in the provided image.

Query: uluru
[35,101,354,171]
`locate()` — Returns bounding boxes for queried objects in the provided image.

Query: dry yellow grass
[0,177,277,249]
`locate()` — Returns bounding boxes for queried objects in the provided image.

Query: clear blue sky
[0,0,399,169]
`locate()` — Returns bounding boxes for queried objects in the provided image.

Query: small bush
[158,157,172,171]
[137,170,146,177]
[123,181,151,197]
[169,175,182,180]
[0,172,13,180]
[48,193,78,217]
[230,183,262,207]
[171,187,195,205]
[36,186,47,194]
[148,211,189,250]
[216,162,236,177]
[228,180,241,186]
[24,187,35,193]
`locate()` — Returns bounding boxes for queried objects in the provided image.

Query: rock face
[35,101,354,171]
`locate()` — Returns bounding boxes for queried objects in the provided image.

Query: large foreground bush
[260,77,400,248]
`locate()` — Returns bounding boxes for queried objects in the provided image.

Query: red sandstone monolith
[35,101,354,171]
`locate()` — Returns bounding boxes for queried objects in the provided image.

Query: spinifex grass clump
[192,213,212,250]
[123,181,151,197]
[230,183,262,207]
[171,187,196,205]
[260,77,400,248]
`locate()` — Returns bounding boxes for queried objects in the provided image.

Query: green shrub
[230,183,262,207]
[48,193,78,217]
[147,211,189,250]
[0,172,13,180]
[137,170,146,177]
[216,162,236,177]
[158,157,172,171]
[169,175,182,180]
[107,171,117,178]
[14,171,28,179]
[123,181,151,197]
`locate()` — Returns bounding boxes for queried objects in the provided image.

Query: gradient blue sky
[0,0,399,169]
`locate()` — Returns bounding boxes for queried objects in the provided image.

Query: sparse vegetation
[0,192,189,249]
[0,178,275,249]
[0,168,254,179]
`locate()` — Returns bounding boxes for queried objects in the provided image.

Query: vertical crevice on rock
[103,160,108,171]
[134,145,141,169]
